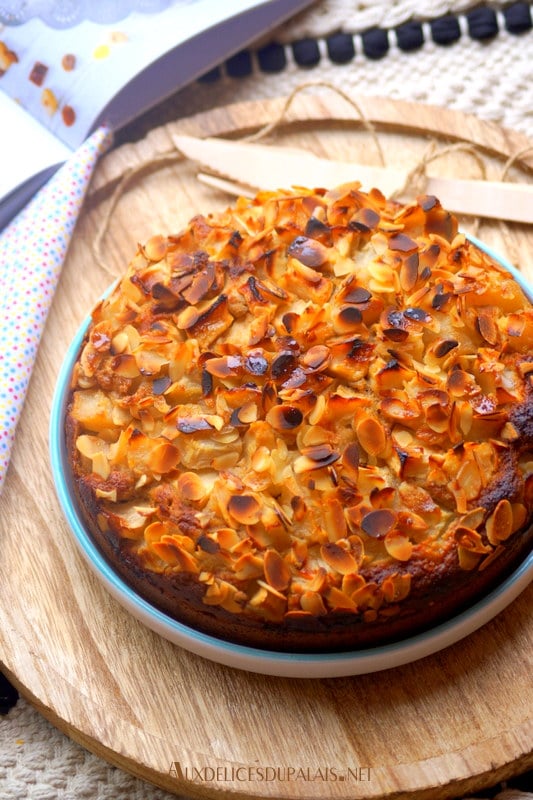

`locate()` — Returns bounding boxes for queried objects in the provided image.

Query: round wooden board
[1,93,532,800]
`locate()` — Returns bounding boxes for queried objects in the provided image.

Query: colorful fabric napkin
[0,124,112,495]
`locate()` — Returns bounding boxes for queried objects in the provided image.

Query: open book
[0,0,313,230]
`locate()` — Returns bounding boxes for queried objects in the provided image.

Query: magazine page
[0,0,307,150]
[0,0,313,228]
[0,91,71,199]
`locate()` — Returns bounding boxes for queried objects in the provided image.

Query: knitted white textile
[1,1,532,799]
[278,0,519,36]
[173,29,533,138]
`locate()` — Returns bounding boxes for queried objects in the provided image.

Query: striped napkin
[0,125,112,495]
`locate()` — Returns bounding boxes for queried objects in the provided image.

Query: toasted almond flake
[400,253,419,291]
[382,573,411,602]
[144,235,167,262]
[152,541,199,572]
[293,451,340,474]
[321,541,358,575]
[176,305,200,330]
[342,573,366,597]
[380,396,421,422]
[456,457,483,500]
[110,330,129,354]
[111,353,140,378]
[459,507,485,531]
[263,549,291,592]
[476,310,499,345]
[147,442,180,474]
[266,404,304,432]
[384,532,413,561]
[327,586,357,611]
[341,442,360,478]
[454,526,492,554]
[177,471,207,501]
[291,496,307,523]
[361,508,397,538]
[501,422,520,441]
[215,527,242,550]
[308,394,326,425]
[457,546,481,570]
[389,233,418,253]
[288,236,329,267]
[227,494,262,525]
[234,553,264,580]
[300,591,327,615]
[396,511,428,532]
[92,451,110,479]
[324,497,348,541]
[302,344,330,369]
[392,429,414,448]
[344,285,372,304]
[433,339,459,358]
[334,305,363,332]
[237,401,258,424]
[356,416,388,457]
[485,498,514,544]
[256,579,287,601]
[251,446,272,473]
[182,270,212,305]
[425,403,449,434]
[212,452,240,470]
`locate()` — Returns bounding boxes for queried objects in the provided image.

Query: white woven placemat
[1,1,532,798]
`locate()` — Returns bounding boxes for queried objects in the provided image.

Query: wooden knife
[172,134,533,225]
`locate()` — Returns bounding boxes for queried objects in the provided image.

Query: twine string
[242,80,387,168]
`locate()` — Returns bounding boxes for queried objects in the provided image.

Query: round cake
[65,183,533,652]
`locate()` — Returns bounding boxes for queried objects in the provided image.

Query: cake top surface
[68,183,533,626]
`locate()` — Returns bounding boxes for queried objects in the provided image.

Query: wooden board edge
[2,658,532,800]
[88,93,533,198]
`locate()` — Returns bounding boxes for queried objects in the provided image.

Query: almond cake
[65,183,533,651]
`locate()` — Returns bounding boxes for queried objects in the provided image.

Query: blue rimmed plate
[49,236,533,678]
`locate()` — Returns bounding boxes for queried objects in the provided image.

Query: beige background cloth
[1,1,532,798]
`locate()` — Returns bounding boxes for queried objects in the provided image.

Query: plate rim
[49,234,533,679]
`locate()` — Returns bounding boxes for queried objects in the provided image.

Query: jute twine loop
[500,145,533,181]
[92,82,530,278]
[242,80,387,168]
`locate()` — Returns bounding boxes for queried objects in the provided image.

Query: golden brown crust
[65,184,533,652]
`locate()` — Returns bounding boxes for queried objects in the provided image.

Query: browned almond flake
[361,509,397,538]
[344,286,372,304]
[266,405,303,431]
[321,542,359,575]
[476,311,499,345]
[434,339,459,358]
[485,498,514,544]
[228,495,262,525]
[389,233,418,252]
[264,549,291,591]
[287,235,329,267]
[302,345,330,369]
[350,207,380,231]
[356,416,388,457]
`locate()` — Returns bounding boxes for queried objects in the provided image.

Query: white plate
[49,236,533,678]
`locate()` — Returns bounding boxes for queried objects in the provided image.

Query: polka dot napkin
[0,124,112,495]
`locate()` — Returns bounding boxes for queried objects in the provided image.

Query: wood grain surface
[1,93,532,800]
